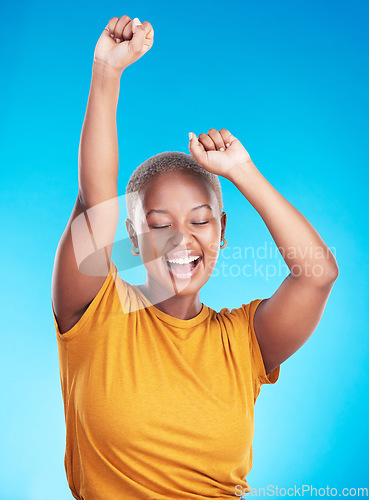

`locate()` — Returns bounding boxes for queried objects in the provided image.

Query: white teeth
[167,256,200,264]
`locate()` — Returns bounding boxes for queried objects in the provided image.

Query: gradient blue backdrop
[1,0,368,498]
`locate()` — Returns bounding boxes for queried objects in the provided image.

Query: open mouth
[164,255,202,279]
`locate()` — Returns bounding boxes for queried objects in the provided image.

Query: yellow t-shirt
[52,261,280,500]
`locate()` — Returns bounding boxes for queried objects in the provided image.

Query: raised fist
[189,129,252,179]
[94,15,154,73]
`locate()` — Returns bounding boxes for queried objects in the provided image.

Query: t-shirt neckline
[131,284,210,328]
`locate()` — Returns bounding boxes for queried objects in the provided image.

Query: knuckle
[117,16,131,32]
[109,17,119,28]
[198,133,207,139]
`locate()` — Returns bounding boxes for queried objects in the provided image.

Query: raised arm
[189,128,339,375]
[51,16,154,334]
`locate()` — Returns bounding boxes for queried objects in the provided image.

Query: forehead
[140,170,217,211]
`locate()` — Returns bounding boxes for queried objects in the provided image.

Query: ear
[125,218,138,247]
[220,211,227,240]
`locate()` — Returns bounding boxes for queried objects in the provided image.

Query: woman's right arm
[51,16,154,334]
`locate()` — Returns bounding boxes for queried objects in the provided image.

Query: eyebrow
[145,204,213,217]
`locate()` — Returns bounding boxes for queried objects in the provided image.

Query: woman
[51,15,339,500]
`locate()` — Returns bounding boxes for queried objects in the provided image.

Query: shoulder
[205,298,265,346]
[53,261,140,341]
[211,298,265,325]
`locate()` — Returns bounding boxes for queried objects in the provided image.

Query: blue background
[1,0,368,498]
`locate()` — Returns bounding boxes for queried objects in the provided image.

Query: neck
[137,276,202,320]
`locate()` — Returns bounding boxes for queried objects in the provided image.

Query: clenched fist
[188,128,253,179]
[94,15,154,73]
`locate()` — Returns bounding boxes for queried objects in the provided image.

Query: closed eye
[150,221,209,230]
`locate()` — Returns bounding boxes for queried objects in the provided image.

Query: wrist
[92,59,124,80]
[225,159,257,183]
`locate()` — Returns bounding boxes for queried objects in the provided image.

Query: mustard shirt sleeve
[52,260,126,342]
[244,299,280,399]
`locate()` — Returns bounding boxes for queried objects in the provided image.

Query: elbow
[325,263,339,284]
[327,251,339,281]
[317,255,339,286]
[292,253,339,288]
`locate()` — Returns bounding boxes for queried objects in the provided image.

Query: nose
[169,222,195,248]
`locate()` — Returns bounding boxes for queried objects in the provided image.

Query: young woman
[51,15,339,500]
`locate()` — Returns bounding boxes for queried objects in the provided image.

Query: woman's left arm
[189,128,339,375]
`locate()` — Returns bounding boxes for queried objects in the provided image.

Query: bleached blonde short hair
[125,151,223,225]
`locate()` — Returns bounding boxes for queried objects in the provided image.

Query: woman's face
[128,170,226,297]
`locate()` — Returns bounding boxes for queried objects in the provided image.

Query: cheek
[206,245,220,272]
[201,229,221,270]
[202,223,221,246]
[137,229,167,262]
